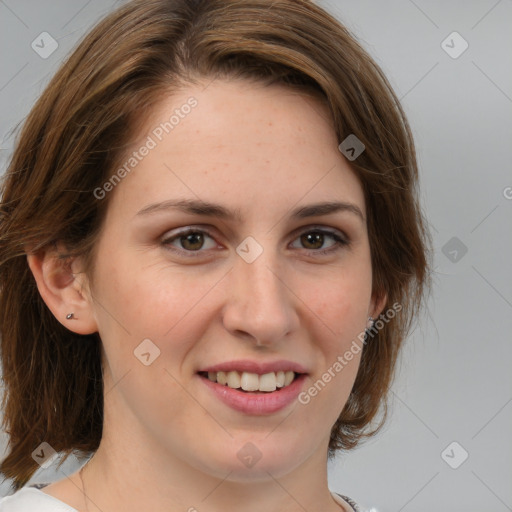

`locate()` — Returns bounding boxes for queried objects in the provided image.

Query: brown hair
[0,0,431,492]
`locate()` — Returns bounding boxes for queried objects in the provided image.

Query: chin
[198,435,311,482]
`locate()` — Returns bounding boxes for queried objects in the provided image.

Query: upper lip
[199,359,309,375]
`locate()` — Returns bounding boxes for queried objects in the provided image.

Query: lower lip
[198,373,307,415]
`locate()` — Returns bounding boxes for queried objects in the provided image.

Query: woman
[0,0,431,510]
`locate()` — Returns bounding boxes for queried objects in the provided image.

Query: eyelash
[161,226,349,258]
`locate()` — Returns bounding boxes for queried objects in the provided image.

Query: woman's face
[84,79,383,480]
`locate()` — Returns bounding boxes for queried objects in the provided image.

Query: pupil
[302,232,323,249]
[182,232,203,250]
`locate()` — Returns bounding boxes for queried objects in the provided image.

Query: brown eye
[180,232,205,251]
[301,232,324,249]
[162,228,218,254]
[290,228,349,255]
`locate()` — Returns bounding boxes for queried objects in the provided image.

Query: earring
[66,313,75,320]
[366,316,374,330]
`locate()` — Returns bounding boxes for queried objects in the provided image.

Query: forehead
[106,79,365,220]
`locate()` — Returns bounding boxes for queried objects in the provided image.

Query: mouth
[196,360,309,414]
[197,369,308,415]
[197,370,303,394]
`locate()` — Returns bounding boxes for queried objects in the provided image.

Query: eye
[161,226,349,258]
[289,228,349,255]
[161,228,218,254]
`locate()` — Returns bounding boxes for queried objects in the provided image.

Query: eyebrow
[135,199,365,222]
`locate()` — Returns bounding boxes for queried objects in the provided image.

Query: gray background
[1,1,511,511]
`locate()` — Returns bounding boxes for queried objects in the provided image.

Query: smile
[198,370,298,393]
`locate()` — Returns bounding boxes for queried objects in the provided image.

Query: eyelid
[290,224,348,241]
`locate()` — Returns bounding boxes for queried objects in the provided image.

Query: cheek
[305,263,373,341]
[91,247,221,366]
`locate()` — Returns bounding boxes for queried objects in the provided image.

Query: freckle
[268,122,273,126]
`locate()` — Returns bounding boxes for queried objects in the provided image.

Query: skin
[28,79,386,512]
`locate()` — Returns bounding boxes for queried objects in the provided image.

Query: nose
[221,247,299,347]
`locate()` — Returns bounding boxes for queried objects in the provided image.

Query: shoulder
[0,485,78,512]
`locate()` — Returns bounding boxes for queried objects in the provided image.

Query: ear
[370,290,388,320]
[26,244,98,335]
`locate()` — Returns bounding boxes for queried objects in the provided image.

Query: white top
[0,487,77,511]
[0,486,361,511]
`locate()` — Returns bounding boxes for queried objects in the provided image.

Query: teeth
[227,370,241,388]
[205,370,297,392]
[241,371,259,391]
[276,370,285,388]
[259,372,277,392]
